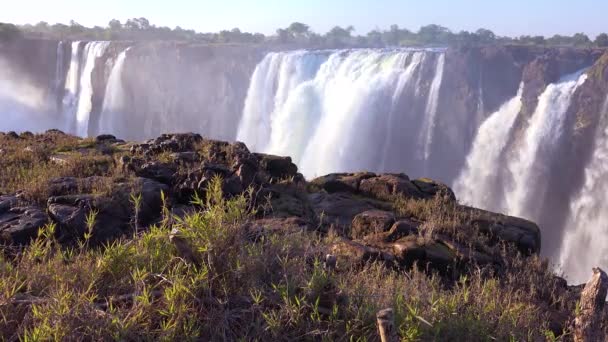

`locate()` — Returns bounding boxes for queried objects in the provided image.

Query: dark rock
[95,134,117,142]
[0,195,18,213]
[309,192,383,228]
[47,177,79,197]
[171,151,200,164]
[236,160,258,188]
[0,206,49,244]
[20,131,34,139]
[136,162,177,184]
[384,219,421,242]
[359,173,423,201]
[45,129,65,135]
[6,131,19,139]
[468,207,541,254]
[311,172,376,194]
[264,183,315,221]
[254,153,298,179]
[411,178,456,201]
[47,178,169,243]
[351,210,395,239]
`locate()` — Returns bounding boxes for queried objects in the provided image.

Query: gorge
[2,39,608,284]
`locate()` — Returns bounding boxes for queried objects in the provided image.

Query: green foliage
[0,168,577,340]
[10,17,606,48]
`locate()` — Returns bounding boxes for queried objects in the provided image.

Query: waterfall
[74,41,110,137]
[558,96,608,283]
[454,83,524,210]
[418,53,446,162]
[98,47,131,136]
[54,41,65,95]
[62,41,83,133]
[237,48,445,179]
[379,52,425,170]
[503,70,587,219]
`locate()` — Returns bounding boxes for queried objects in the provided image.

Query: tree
[475,28,496,44]
[125,17,151,30]
[325,26,355,46]
[418,24,452,44]
[595,33,608,47]
[276,28,291,44]
[287,22,310,37]
[108,19,122,31]
[0,23,22,42]
[572,32,591,46]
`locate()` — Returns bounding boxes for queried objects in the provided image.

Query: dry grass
[0,175,578,340]
[0,133,125,204]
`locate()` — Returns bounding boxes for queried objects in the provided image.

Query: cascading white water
[418,53,445,162]
[98,47,131,136]
[237,49,446,179]
[454,83,524,210]
[62,41,83,133]
[379,52,425,170]
[558,96,608,283]
[74,41,110,137]
[503,70,587,219]
[55,41,65,94]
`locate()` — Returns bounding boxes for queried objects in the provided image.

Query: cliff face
[104,42,264,141]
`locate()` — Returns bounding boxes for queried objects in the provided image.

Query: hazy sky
[1,0,606,38]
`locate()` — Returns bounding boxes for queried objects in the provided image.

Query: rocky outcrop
[0,196,49,244]
[0,131,542,275]
[573,268,608,341]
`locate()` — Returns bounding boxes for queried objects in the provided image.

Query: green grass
[0,176,575,341]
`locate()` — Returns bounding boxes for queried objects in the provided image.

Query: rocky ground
[0,130,605,340]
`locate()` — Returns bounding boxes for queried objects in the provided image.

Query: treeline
[3,18,608,48]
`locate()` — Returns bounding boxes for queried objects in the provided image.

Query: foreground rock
[0,131,541,273]
[573,268,608,342]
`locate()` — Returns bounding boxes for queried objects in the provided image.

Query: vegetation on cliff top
[3,18,608,49]
[0,131,600,340]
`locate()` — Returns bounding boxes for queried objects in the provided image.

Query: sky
[1,0,606,38]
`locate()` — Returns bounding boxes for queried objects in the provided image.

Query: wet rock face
[115,43,264,141]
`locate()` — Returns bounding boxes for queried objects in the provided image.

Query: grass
[0,133,126,204]
[0,175,579,340]
[0,132,591,340]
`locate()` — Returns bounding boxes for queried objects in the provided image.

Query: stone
[411,178,456,200]
[467,207,541,254]
[309,192,380,228]
[574,268,608,342]
[351,210,396,239]
[95,134,117,143]
[359,174,423,201]
[384,219,420,242]
[135,162,177,184]
[310,172,376,194]
[46,177,79,197]
[0,206,49,244]
[254,153,298,179]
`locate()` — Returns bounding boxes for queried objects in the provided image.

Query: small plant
[130,192,143,235]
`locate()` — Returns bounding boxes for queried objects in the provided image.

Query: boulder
[310,172,376,194]
[0,206,49,244]
[254,153,298,179]
[48,178,169,243]
[411,178,456,200]
[467,207,541,254]
[309,192,383,228]
[351,210,395,239]
[95,134,117,143]
[135,162,177,184]
[359,174,422,201]
[384,219,420,242]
